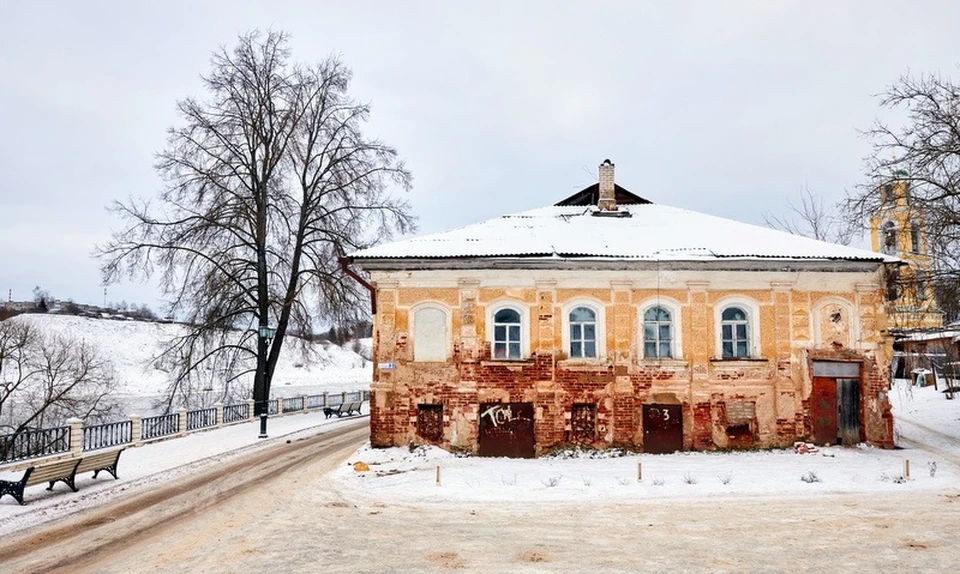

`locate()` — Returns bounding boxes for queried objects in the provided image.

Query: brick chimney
[598,159,616,211]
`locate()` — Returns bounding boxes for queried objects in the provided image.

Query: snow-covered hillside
[10,314,372,414]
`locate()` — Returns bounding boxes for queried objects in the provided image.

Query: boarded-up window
[571,403,596,443]
[414,307,447,361]
[726,401,756,424]
[417,404,443,443]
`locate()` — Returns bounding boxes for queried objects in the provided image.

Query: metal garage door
[478,402,534,458]
[642,404,683,454]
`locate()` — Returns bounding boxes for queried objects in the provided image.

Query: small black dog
[323,407,336,418]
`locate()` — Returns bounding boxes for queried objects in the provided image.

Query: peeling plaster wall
[366,268,894,454]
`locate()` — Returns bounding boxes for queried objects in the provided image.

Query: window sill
[709,357,770,363]
[481,358,535,367]
[557,358,609,370]
[638,359,689,368]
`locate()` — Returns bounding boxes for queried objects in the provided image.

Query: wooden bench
[76,448,124,481]
[0,458,81,505]
[324,401,363,418]
[0,448,124,505]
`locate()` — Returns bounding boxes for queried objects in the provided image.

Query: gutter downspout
[339,257,376,315]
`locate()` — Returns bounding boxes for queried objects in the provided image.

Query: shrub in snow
[718,472,733,485]
[880,473,907,484]
[801,470,822,483]
[652,477,665,486]
[581,476,592,487]
[928,461,937,478]
[502,474,517,486]
[683,472,698,485]
[541,475,562,488]
[616,477,631,486]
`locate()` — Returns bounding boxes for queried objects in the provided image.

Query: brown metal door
[812,377,838,445]
[478,402,535,458]
[837,378,861,445]
[642,404,682,454]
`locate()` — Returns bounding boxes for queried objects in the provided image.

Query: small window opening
[417,404,443,443]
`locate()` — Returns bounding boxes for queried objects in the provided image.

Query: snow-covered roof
[897,329,960,343]
[350,204,897,264]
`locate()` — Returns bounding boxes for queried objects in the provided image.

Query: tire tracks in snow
[0,419,368,574]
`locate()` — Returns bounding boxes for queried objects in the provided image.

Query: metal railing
[306,394,327,409]
[83,420,133,452]
[282,397,303,413]
[141,413,179,441]
[0,388,369,466]
[0,426,71,464]
[223,402,248,424]
[187,408,217,431]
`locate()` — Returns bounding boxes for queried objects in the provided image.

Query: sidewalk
[0,407,369,535]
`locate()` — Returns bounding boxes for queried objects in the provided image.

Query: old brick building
[347,161,898,457]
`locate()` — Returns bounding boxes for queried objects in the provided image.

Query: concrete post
[177,408,188,436]
[247,399,256,420]
[323,392,329,408]
[129,414,142,447]
[342,391,348,405]
[214,402,224,427]
[301,396,308,413]
[66,418,83,456]
[276,397,284,417]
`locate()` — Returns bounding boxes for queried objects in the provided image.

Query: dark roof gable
[554,183,653,206]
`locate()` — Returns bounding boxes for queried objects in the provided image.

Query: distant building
[870,172,943,330]
[348,161,898,457]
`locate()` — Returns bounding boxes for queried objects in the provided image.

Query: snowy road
[0,419,369,573]
[2,425,958,572]
[2,378,960,573]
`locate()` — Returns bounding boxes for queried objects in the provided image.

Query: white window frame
[561,299,606,360]
[713,297,761,359]
[637,297,683,360]
[486,301,530,360]
[410,303,451,362]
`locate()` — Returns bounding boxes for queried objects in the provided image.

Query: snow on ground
[0,407,368,534]
[3,377,960,537]
[11,314,372,413]
[330,378,960,504]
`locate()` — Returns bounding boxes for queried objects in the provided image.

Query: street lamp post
[257,326,276,439]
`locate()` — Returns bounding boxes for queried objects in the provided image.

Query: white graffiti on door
[481,404,514,427]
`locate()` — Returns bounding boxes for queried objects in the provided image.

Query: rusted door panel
[478,402,535,458]
[642,404,682,454]
[837,378,861,445]
[812,377,838,445]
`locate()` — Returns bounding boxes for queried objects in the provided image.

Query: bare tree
[98,30,415,413]
[764,185,854,245]
[845,70,960,322]
[0,320,119,457]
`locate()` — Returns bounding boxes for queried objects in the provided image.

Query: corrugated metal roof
[350,204,897,263]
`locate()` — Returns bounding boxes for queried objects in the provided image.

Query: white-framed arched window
[637,297,683,360]
[486,301,530,360]
[411,303,450,362]
[561,299,606,360]
[714,297,761,359]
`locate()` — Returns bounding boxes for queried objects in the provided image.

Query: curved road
[0,419,369,573]
[2,416,960,573]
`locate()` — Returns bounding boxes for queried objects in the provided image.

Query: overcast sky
[2,1,959,311]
